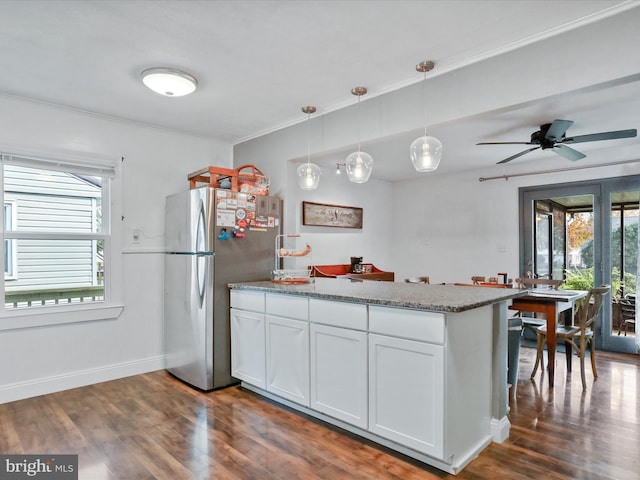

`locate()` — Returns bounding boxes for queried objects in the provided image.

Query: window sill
[0,303,125,331]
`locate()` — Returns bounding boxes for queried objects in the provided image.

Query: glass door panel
[552,204,567,280]
[528,196,592,283]
[608,190,638,343]
[534,205,551,279]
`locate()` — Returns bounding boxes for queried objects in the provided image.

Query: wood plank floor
[1,347,639,479]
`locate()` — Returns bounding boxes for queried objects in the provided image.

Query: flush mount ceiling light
[141,67,198,97]
[345,87,373,184]
[296,106,321,190]
[410,61,442,172]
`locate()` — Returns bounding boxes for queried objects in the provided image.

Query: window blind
[1,153,116,178]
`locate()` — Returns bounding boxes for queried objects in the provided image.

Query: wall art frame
[302,201,363,229]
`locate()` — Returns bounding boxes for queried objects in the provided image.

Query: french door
[521,175,639,354]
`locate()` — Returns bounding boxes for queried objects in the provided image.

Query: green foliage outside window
[562,267,634,299]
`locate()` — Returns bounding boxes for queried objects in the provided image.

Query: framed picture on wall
[302,201,363,228]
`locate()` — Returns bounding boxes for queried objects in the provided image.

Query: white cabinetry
[230,290,266,389]
[368,333,444,458]
[265,294,310,406]
[230,286,498,475]
[309,299,368,429]
[368,305,446,458]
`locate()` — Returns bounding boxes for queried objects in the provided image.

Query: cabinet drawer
[230,290,265,312]
[266,293,309,320]
[309,298,367,330]
[369,306,445,344]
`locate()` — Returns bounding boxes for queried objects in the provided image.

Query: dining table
[509,289,588,387]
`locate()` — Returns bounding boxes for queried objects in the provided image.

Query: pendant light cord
[422,70,428,137]
[357,95,362,153]
[306,112,311,165]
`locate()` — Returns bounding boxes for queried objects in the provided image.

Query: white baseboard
[490,415,511,443]
[0,355,165,404]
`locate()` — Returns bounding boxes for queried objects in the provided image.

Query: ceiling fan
[477,119,637,164]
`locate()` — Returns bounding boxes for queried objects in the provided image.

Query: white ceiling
[2,0,640,181]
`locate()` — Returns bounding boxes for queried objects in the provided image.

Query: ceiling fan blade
[496,147,540,164]
[563,128,638,144]
[477,142,533,145]
[545,119,573,141]
[553,144,586,161]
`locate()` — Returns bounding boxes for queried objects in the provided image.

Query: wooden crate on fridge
[188,166,238,190]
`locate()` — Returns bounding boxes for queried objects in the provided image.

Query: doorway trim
[520,174,640,354]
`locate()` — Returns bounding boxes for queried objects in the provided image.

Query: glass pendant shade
[410,135,443,172]
[345,151,373,183]
[297,105,320,190]
[296,162,321,190]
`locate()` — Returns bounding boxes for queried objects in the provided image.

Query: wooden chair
[514,278,564,337]
[454,282,511,288]
[405,276,430,284]
[617,294,636,336]
[531,285,610,390]
[515,278,563,290]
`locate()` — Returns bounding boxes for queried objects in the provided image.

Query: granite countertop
[229,278,526,313]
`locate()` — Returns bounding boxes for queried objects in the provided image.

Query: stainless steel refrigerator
[164,187,281,390]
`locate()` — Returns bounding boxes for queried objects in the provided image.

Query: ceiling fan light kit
[478,119,637,164]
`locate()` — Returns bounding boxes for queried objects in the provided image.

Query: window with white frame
[1,153,115,310]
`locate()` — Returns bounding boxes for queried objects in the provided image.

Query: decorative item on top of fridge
[272,234,314,284]
[188,164,270,195]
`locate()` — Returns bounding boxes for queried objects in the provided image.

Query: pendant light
[296,106,321,190]
[410,61,442,172]
[141,67,198,97]
[345,87,373,183]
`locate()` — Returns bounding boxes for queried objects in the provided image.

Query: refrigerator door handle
[196,198,207,254]
[195,200,208,307]
[195,253,205,308]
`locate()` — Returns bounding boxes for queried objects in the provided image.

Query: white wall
[286,163,393,272]
[0,94,232,402]
[391,161,640,284]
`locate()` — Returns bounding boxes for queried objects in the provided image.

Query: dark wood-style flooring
[1,347,639,479]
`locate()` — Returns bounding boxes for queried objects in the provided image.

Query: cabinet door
[310,324,367,429]
[368,333,444,459]
[266,315,310,406]
[230,309,266,389]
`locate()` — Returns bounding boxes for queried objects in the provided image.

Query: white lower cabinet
[368,333,445,459]
[310,323,368,429]
[231,289,497,474]
[265,315,310,406]
[230,308,266,389]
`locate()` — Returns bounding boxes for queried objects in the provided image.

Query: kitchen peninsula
[228,279,524,474]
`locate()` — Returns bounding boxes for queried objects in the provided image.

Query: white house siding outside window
[4,201,16,279]
[1,153,115,310]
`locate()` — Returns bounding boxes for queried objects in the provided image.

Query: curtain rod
[478,158,640,182]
